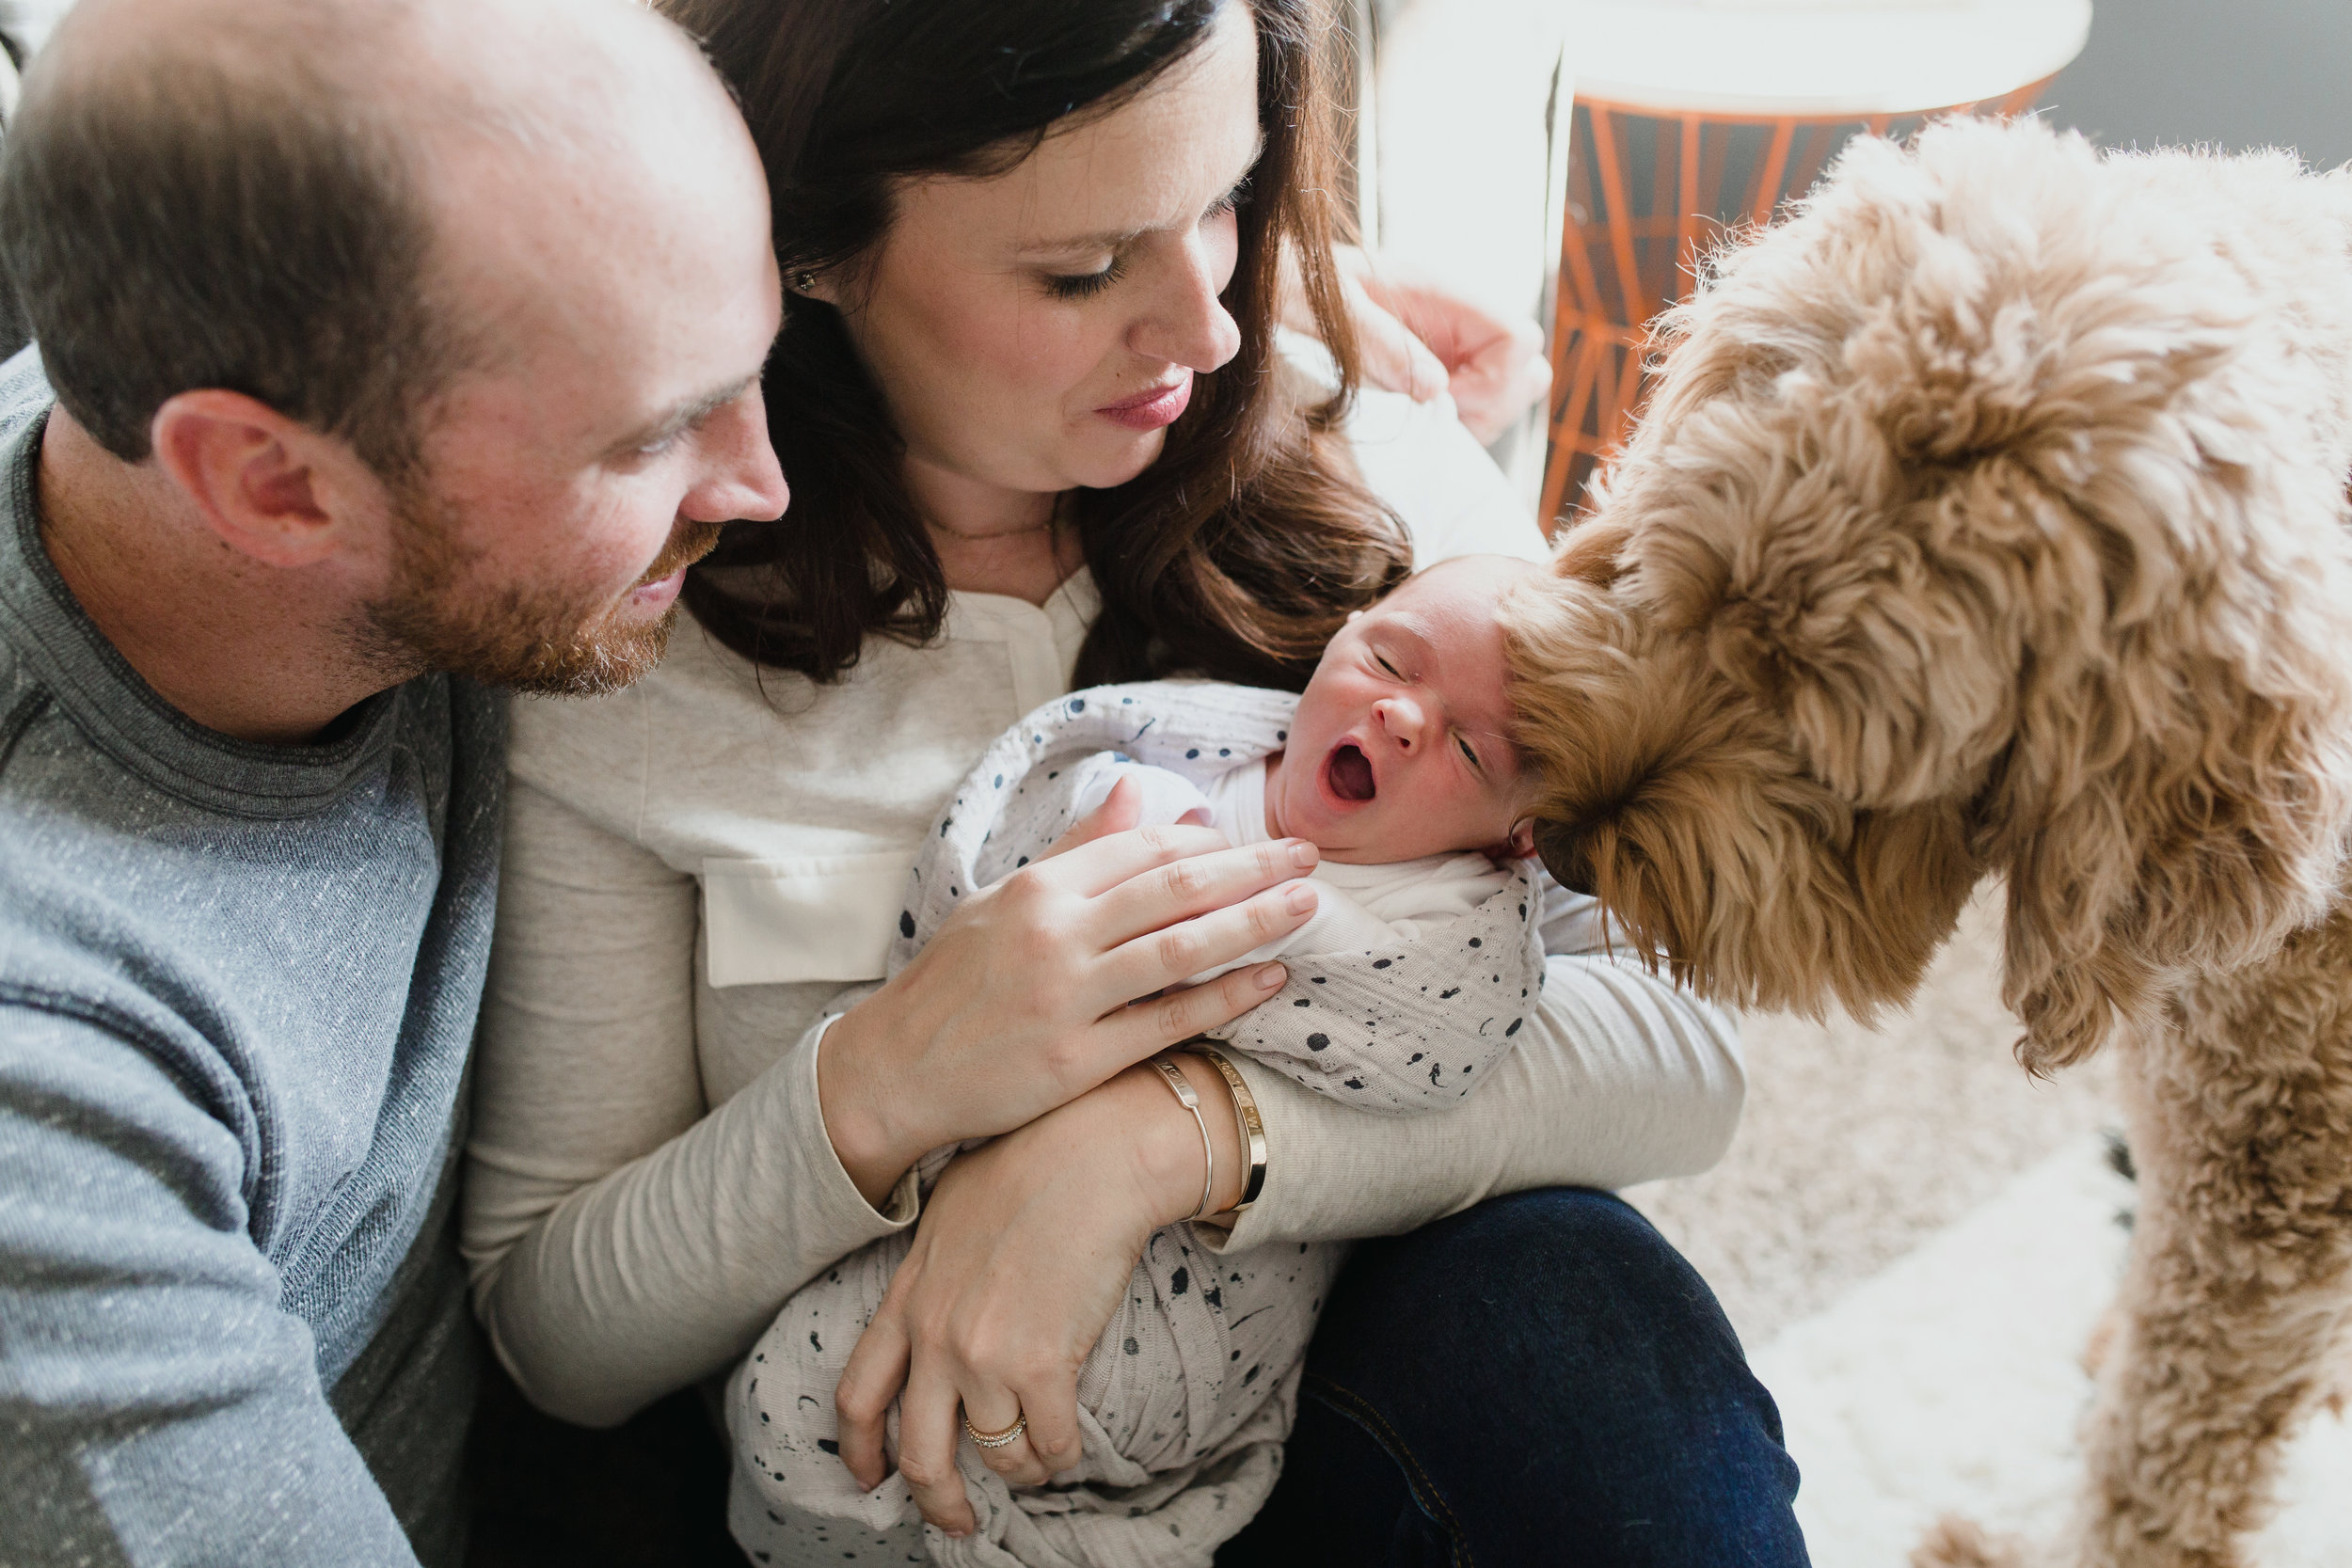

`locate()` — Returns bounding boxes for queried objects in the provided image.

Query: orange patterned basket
[1538,1,2092,529]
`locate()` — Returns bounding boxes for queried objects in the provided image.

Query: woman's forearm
[469,1017,912,1428]
[1209,952,1745,1252]
[472,1026,1248,1428]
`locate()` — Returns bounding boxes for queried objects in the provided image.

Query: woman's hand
[834,1055,1246,1534]
[818,780,1314,1206]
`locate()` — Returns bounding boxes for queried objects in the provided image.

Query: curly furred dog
[1505,118,2352,1567]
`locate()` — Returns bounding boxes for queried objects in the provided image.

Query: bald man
[0,0,787,1561]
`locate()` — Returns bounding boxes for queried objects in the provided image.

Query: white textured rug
[1753,1135,2352,1566]
[1625,890,2352,1564]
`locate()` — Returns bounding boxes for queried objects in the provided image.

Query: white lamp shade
[1566,0,2093,119]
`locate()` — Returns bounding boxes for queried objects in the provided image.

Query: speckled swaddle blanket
[727,682,1545,1568]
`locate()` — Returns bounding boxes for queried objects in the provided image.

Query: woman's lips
[1097,373,1192,432]
[1324,742,1376,804]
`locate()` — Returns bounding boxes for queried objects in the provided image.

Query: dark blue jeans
[1215,1189,1809,1568]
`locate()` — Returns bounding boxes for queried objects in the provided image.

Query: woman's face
[822,1,1262,513]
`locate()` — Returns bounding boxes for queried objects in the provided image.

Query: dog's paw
[1911,1514,2030,1568]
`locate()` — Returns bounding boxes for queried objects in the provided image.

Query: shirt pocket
[700,850,916,989]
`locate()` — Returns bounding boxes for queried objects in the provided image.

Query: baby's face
[1270,555,1537,864]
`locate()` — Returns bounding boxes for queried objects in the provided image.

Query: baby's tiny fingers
[1037,775,1142,862]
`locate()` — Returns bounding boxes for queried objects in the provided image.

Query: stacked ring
[962,1410,1027,1449]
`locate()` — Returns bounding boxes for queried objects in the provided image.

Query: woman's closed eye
[1043,256,1126,301]
[1454,733,1484,773]
[1039,177,1249,303]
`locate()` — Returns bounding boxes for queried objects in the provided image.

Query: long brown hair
[663,0,1409,691]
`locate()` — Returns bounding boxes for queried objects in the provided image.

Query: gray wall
[2042,0,2352,169]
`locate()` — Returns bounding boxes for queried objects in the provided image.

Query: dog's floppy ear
[1979,495,2352,1069]
[1989,647,2352,1071]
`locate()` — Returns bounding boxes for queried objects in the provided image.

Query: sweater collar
[0,356,405,818]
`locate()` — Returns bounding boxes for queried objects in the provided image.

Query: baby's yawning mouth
[1327,743,1376,802]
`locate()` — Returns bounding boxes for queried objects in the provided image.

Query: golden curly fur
[1505,118,2352,1566]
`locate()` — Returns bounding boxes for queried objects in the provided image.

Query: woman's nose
[1129,233,1242,374]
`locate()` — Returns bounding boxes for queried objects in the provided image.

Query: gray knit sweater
[0,348,503,1565]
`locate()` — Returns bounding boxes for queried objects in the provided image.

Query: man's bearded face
[359,478,724,696]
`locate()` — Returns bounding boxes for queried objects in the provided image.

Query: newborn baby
[731,556,1548,1568]
[1069,553,1544,1005]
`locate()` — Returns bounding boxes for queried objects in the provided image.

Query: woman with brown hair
[463,1,1806,1562]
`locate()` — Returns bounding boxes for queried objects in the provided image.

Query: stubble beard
[358,482,724,697]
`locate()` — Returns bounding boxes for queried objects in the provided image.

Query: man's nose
[683,385,790,523]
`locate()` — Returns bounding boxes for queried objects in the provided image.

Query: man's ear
[147,390,386,570]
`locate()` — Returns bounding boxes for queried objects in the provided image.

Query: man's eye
[635,413,709,459]
[1044,259,1124,301]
